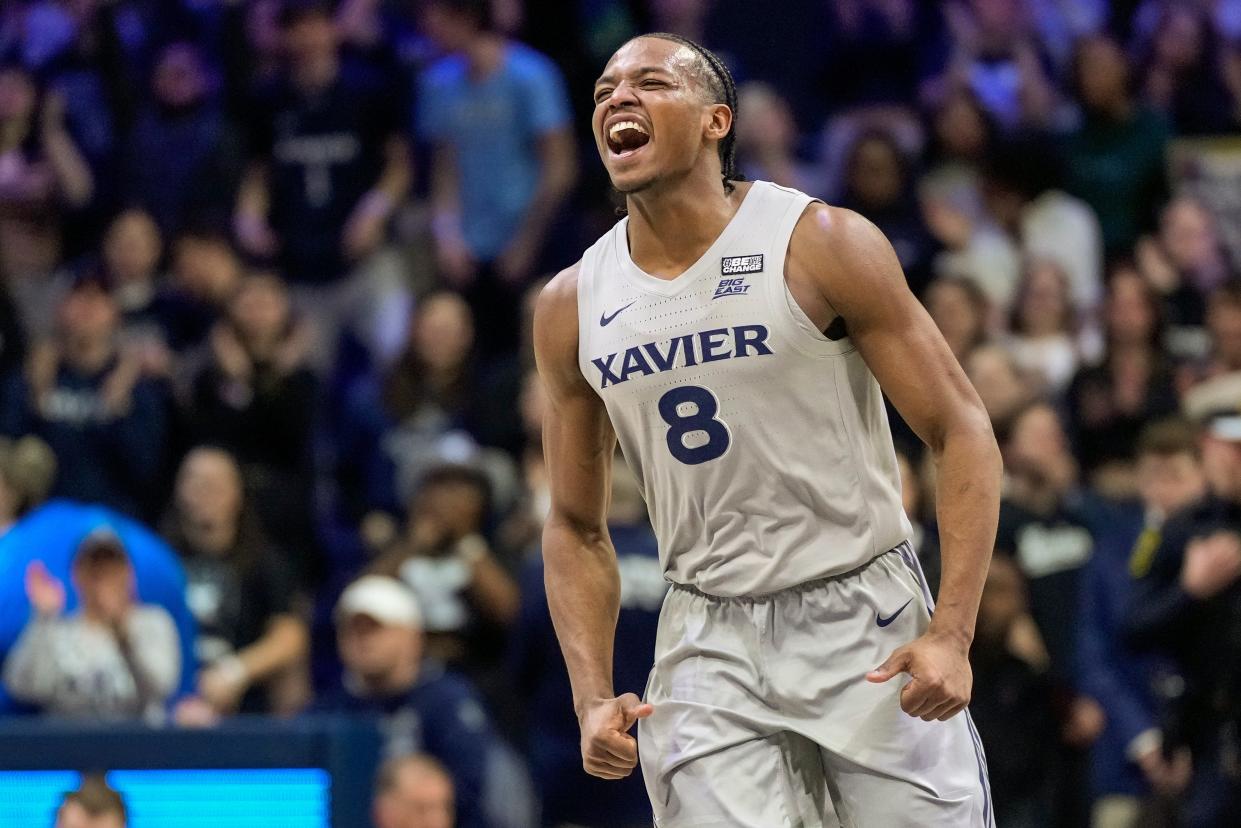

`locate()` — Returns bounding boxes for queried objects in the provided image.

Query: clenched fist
[578,693,653,779]
[867,630,973,721]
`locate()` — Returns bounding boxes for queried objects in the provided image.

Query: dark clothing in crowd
[1067,359,1181,474]
[1078,496,1160,800]
[1063,107,1170,257]
[0,288,26,376]
[969,645,1058,828]
[247,64,401,285]
[186,360,318,574]
[1126,495,1241,827]
[0,360,167,518]
[164,516,298,713]
[313,661,498,828]
[122,101,245,236]
[996,500,1093,684]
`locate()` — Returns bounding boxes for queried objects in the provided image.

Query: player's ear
[704,103,732,142]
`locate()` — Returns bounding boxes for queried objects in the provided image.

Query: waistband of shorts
[668,540,914,603]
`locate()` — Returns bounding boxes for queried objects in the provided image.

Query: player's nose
[602,81,640,110]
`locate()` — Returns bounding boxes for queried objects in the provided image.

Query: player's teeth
[609,121,647,137]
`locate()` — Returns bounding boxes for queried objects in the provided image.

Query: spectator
[53,773,127,828]
[920,88,997,233]
[1125,411,1241,826]
[1139,4,1240,135]
[995,400,1097,823]
[1138,195,1232,329]
[981,135,1104,315]
[939,0,1057,130]
[924,275,990,360]
[734,82,819,196]
[2,528,180,720]
[186,273,318,557]
[122,41,245,237]
[1064,34,1170,257]
[372,754,454,828]
[163,447,308,719]
[161,226,245,355]
[100,210,177,388]
[102,209,166,344]
[0,275,168,518]
[968,555,1057,828]
[1079,419,1207,827]
[1003,258,1093,396]
[336,292,516,520]
[965,344,1037,432]
[418,0,577,355]
[236,0,413,365]
[1068,263,1179,482]
[375,464,519,680]
[1178,279,1241,394]
[0,434,56,538]
[512,461,661,827]
[997,401,1092,676]
[314,574,528,828]
[0,61,93,337]
[837,129,938,296]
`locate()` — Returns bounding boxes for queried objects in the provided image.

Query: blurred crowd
[0,0,1239,826]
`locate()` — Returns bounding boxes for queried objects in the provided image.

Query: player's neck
[625,176,745,280]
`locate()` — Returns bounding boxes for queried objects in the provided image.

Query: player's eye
[593,88,613,104]
[641,80,667,89]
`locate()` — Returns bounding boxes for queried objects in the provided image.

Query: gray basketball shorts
[637,542,994,827]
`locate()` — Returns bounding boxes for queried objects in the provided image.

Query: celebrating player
[534,33,1001,826]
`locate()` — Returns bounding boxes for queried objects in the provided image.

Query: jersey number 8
[658,385,731,465]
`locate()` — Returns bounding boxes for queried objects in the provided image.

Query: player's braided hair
[644,32,742,194]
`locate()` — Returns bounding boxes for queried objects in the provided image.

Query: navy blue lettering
[680,334,698,367]
[592,324,775,389]
[699,328,730,362]
[592,353,622,388]
[734,324,773,357]
[643,337,682,372]
[619,346,654,382]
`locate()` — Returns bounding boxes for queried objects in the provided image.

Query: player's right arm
[533,264,652,780]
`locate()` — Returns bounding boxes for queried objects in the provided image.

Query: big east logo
[713,277,750,299]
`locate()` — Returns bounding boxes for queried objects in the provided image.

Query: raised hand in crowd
[25,560,66,619]
[1180,530,1241,600]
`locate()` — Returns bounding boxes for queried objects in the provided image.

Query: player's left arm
[787,203,1003,721]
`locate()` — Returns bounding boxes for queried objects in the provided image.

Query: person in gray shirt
[3,528,180,721]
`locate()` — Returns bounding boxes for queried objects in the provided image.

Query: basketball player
[533,33,1002,827]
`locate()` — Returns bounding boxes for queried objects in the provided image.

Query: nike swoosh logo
[876,598,913,628]
[600,301,636,327]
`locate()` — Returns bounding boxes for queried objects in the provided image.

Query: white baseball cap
[334,576,423,629]
[1207,413,1241,442]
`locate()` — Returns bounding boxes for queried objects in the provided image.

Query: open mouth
[606,120,651,157]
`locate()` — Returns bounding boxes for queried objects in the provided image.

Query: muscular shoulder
[533,262,587,392]
[786,203,908,324]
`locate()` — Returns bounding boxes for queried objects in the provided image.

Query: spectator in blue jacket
[314,574,531,828]
[1078,418,1206,824]
[1124,412,1241,826]
[0,273,169,518]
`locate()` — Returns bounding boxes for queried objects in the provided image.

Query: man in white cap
[314,574,505,828]
[1124,410,1241,825]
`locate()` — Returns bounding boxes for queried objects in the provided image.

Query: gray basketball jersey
[577,181,911,597]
